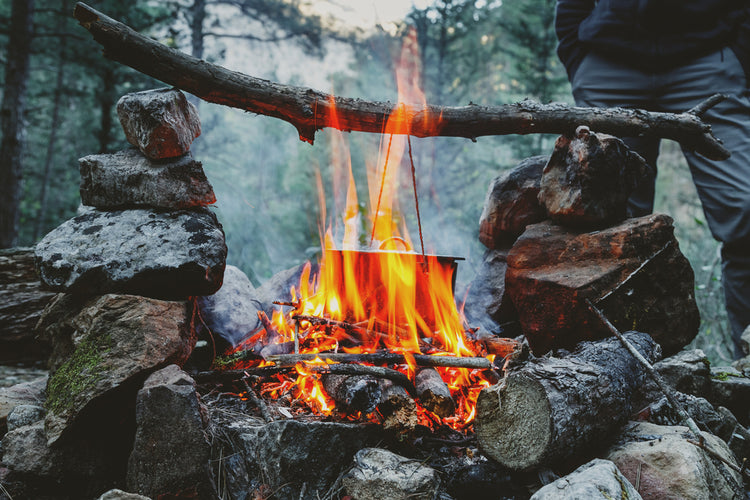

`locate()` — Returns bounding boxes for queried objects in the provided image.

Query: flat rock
[478,155,547,248]
[35,207,227,299]
[197,265,261,348]
[117,88,201,160]
[0,248,55,363]
[43,294,195,445]
[530,458,641,500]
[98,490,151,500]
[708,366,750,424]
[127,365,215,498]
[79,149,215,209]
[342,448,443,500]
[539,128,651,229]
[605,421,743,500]
[506,214,699,356]
[654,349,712,397]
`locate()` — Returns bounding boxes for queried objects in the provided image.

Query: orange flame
[243,28,493,431]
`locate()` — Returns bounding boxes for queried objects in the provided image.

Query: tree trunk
[475,331,660,471]
[34,0,68,242]
[72,2,729,160]
[0,0,35,248]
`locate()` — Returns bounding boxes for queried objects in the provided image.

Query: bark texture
[475,331,660,471]
[73,2,729,159]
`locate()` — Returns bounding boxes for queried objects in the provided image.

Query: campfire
[217,34,514,429]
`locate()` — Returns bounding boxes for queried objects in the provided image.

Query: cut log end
[475,373,551,470]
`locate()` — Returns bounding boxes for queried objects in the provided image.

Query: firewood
[415,368,455,418]
[264,352,493,369]
[377,379,418,431]
[73,2,729,160]
[316,363,416,395]
[474,331,660,470]
[321,374,381,414]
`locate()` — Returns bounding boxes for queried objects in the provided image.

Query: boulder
[197,265,261,348]
[43,294,195,445]
[478,155,547,248]
[708,366,750,424]
[1,421,129,499]
[127,365,215,499]
[226,419,379,500]
[462,249,517,335]
[530,458,641,500]
[605,421,743,500]
[342,448,443,500]
[35,207,227,299]
[79,149,215,209]
[254,261,318,317]
[0,376,46,436]
[0,247,56,363]
[654,349,712,397]
[538,128,651,229]
[97,490,151,500]
[117,88,200,160]
[505,214,699,355]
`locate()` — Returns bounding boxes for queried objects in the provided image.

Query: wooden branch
[415,367,455,418]
[314,363,416,395]
[321,373,381,413]
[73,2,729,160]
[264,351,493,369]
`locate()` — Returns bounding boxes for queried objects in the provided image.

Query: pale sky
[309,0,434,29]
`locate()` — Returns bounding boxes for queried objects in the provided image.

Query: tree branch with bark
[73,2,729,160]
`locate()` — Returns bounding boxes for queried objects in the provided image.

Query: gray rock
[462,249,517,335]
[478,155,547,248]
[539,128,651,229]
[227,419,379,500]
[0,376,46,436]
[79,149,215,210]
[342,448,442,500]
[43,294,196,444]
[255,262,316,316]
[97,490,151,500]
[127,365,215,499]
[530,458,641,500]
[709,366,750,424]
[1,421,129,498]
[6,404,44,432]
[35,207,227,299]
[605,421,743,500]
[197,265,261,347]
[117,88,201,160]
[655,349,712,397]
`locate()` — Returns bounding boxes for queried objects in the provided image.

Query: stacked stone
[470,126,699,357]
[0,89,224,498]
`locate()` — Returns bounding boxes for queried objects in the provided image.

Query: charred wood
[377,379,418,431]
[475,331,660,471]
[321,373,381,414]
[264,352,493,369]
[73,2,729,160]
[415,368,455,418]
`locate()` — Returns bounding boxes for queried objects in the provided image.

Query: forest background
[0,0,731,361]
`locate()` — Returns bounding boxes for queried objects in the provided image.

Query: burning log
[377,379,418,431]
[415,368,456,418]
[264,352,493,370]
[474,331,660,471]
[73,2,729,160]
[321,374,381,414]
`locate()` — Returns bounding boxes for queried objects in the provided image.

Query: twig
[687,438,750,480]
[265,351,492,369]
[687,93,727,117]
[241,377,273,423]
[586,299,750,480]
[193,366,293,384]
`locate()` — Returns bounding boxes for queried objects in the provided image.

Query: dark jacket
[556,0,750,80]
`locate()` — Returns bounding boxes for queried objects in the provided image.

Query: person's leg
[658,49,750,357]
[570,53,660,215]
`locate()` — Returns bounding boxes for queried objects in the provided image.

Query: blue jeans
[572,49,750,358]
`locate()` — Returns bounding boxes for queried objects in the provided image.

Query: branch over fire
[74,2,729,160]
